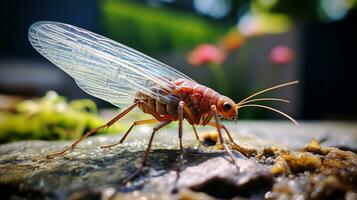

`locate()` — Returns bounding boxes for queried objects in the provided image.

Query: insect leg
[191,125,201,142]
[101,114,172,148]
[182,104,196,124]
[100,118,159,148]
[137,100,165,121]
[173,101,185,189]
[46,101,142,158]
[180,105,204,145]
[123,120,172,183]
[201,109,215,126]
[206,122,249,157]
[209,105,240,171]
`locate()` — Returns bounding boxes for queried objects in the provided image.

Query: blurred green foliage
[252,0,320,21]
[99,0,228,54]
[0,92,123,143]
[252,0,357,22]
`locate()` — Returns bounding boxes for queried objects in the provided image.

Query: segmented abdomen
[134,86,180,118]
[134,79,221,124]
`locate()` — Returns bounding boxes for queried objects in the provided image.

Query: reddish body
[135,79,237,125]
[31,22,298,183]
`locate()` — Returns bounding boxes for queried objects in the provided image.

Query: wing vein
[29,21,193,108]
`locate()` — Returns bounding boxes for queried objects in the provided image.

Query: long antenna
[239,98,290,105]
[237,80,299,105]
[237,104,299,126]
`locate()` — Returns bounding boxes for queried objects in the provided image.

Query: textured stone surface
[0,121,356,199]
[0,141,270,199]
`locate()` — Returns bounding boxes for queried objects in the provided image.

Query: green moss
[0,91,124,143]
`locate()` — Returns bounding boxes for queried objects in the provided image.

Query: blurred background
[1,0,357,121]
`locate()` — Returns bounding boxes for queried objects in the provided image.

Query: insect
[29,21,298,182]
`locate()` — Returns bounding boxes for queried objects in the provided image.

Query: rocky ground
[0,121,356,200]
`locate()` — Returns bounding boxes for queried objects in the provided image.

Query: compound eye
[223,102,232,111]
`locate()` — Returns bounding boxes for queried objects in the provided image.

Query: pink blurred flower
[187,44,226,66]
[270,45,294,65]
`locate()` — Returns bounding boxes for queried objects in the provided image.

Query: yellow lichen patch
[266,141,357,199]
[200,131,219,146]
[281,152,322,173]
[268,150,323,175]
[319,147,357,186]
[214,144,224,150]
[303,138,322,154]
[199,131,257,157]
[271,156,291,175]
[259,146,286,158]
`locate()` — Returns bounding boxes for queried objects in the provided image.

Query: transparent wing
[28,21,194,108]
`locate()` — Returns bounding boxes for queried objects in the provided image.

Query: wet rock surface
[0,121,356,199]
[0,141,272,199]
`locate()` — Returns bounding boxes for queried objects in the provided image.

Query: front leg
[202,105,240,171]
[206,122,249,157]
